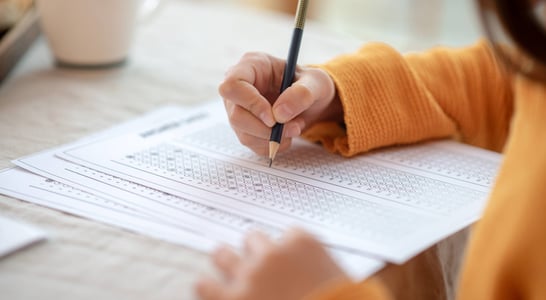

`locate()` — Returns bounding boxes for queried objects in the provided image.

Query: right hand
[219,52,343,156]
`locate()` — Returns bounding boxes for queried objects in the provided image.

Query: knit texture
[303,41,546,299]
[303,40,513,156]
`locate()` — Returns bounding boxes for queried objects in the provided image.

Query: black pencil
[268,0,309,167]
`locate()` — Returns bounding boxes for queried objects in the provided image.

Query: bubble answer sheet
[0,167,383,280]
[24,99,503,264]
[6,101,385,280]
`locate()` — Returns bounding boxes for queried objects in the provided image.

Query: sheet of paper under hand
[50,100,501,263]
[0,167,384,280]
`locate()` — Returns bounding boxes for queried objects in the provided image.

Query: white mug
[36,0,160,68]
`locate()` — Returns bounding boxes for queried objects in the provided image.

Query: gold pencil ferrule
[294,0,309,29]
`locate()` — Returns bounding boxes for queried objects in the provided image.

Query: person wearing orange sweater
[195,0,546,299]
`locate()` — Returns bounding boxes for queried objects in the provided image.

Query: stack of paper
[0,99,502,279]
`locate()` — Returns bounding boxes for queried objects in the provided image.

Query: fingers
[196,229,347,300]
[220,52,335,155]
[209,231,277,282]
[281,228,322,251]
[283,227,315,241]
[243,229,320,261]
[212,245,242,281]
[272,82,314,124]
[226,101,272,139]
[220,76,276,128]
[197,232,275,300]
[219,53,279,127]
[244,231,274,256]
[195,276,228,300]
[273,68,336,124]
[225,95,305,142]
[232,124,295,157]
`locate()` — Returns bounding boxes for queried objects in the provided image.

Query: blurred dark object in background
[0,0,39,84]
[1,0,32,37]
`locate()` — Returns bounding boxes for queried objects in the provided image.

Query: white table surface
[0,1,467,299]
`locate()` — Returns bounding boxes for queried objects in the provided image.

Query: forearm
[305,40,513,156]
[305,277,392,300]
[404,40,513,151]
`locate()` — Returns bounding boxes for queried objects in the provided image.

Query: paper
[0,167,385,280]
[0,167,216,253]
[46,101,501,263]
[0,212,46,258]
[13,103,288,248]
[7,101,384,279]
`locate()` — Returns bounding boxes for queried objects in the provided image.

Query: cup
[36,0,160,68]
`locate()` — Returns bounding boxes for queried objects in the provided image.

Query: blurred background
[0,0,484,84]
[1,0,482,51]
[220,0,482,51]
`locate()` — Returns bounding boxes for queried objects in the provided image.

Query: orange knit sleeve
[304,277,393,300]
[303,40,513,156]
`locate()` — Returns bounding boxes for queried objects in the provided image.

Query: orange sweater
[304,40,546,299]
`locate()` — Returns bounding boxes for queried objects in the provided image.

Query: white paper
[9,101,384,279]
[0,212,46,258]
[0,167,216,253]
[0,167,384,280]
[49,101,502,263]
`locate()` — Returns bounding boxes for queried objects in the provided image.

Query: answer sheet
[0,167,215,251]
[0,167,384,280]
[49,100,502,263]
[8,102,384,279]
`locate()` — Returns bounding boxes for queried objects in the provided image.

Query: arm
[305,277,391,300]
[304,40,514,156]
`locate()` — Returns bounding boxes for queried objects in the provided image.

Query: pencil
[268,0,309,168]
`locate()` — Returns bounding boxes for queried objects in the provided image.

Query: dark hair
[479,0,546,81]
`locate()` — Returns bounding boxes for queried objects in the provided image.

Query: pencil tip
[268,141,280,168]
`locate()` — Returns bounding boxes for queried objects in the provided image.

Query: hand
[195,229,349,300]
[219,52,343,156]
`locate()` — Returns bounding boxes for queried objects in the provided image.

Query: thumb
[272,69,334,124]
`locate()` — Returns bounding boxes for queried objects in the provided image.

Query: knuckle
[293,84,314,110]
[239,138,251,147]
[311,68,335,97]
[218,77,238,98]
[308,67,330,83]
[236,132,254,147]
[246,96,264,115]
[241,51,267,62]
[227,114,240,130]
[228,105,245,124]
[296,83,313,101]
[257,248,281,266]
[308,67,327,78]
[242,52,272,76]
[286,228,316,246]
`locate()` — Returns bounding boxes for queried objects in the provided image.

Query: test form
[0,168,384,280]
[44,100,501,263]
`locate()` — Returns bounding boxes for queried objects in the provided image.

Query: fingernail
[260,111,275,127]
[274,104,292,123]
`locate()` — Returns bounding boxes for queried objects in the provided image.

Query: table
[0,1,468,299]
